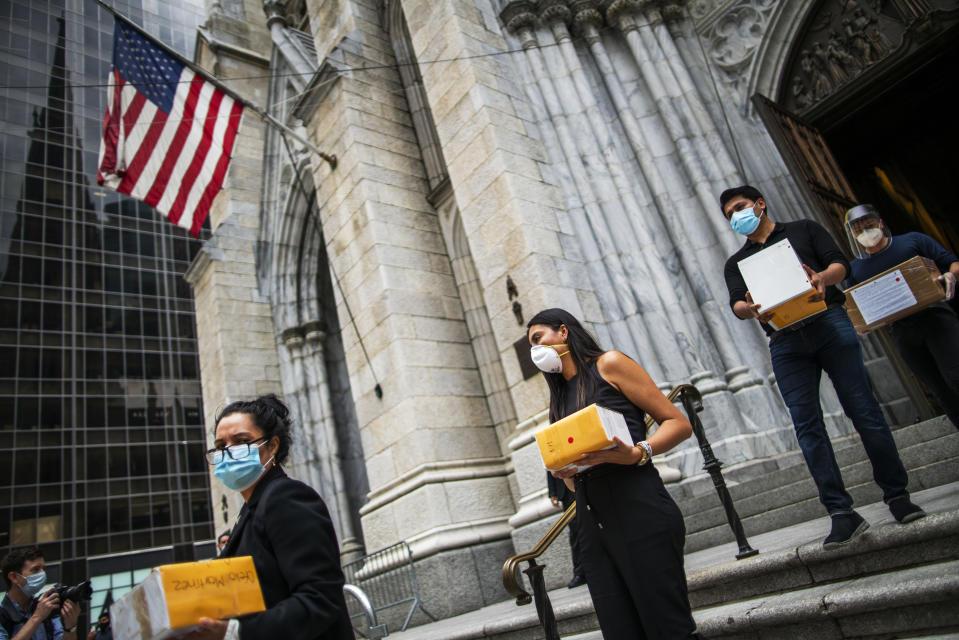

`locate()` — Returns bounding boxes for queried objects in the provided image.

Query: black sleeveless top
[562,358,648,444]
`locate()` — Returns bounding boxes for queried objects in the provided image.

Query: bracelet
[636,440,653,466]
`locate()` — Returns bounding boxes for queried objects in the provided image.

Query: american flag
[97,18,244,237]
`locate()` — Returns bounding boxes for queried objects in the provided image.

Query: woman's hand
[575,437,641,467]
[184,618,228,640]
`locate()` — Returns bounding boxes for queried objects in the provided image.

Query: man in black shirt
[720,185,924,549]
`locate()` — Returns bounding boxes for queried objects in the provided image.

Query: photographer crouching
[1,547,85,640]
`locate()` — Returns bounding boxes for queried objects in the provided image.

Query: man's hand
[31,589,60,622]
[803,264,826,302]
[735,292,774,322]
[549,496,560,508]
[61,600,80,630]
[938,272,956,300]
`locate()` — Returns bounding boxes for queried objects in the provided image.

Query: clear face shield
[844,204,891,259]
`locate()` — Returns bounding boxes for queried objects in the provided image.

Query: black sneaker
[823,511,869,550]
[888,497,926,523]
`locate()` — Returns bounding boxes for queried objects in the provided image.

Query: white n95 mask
[530,344,569,373]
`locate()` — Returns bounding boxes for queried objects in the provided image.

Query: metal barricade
[342,541,436,632]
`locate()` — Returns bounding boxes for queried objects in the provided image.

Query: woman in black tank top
[527,308,705,640]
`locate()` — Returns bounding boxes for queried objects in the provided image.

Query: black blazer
[221,466,355,640]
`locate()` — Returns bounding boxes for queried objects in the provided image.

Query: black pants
[893,306,959,428]
[574,463,700,640]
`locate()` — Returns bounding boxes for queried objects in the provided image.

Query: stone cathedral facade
[184,0,959,618]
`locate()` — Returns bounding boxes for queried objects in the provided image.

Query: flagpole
[90,0,337,169]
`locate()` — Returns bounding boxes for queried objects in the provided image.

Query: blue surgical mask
[730,207,763,235]
[213,443,273,491]
[18,571,46,597]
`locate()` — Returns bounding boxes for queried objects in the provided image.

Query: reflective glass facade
[0,0,214,587]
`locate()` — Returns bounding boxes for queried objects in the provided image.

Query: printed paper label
[849,269,917,325]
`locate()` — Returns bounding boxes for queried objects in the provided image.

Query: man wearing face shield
[845,204,959,428]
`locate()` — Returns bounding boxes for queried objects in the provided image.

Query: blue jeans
[769,306,909,514]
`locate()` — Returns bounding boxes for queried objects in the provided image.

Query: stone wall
[186,3,279,532]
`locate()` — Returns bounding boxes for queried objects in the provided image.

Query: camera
[53,580,93,603]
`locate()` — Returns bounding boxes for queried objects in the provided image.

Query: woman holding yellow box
[188,395,355,640]
[527,308,704,640]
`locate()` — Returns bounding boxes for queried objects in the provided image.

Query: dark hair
[1,546,43,588]
[526,308,606,423]
[217,529,231,541]
[719,185,764,217]
[215,394,293,466]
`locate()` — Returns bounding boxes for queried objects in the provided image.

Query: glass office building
[0,0,214,608]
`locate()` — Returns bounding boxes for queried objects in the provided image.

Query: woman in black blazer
[188,395,355,640]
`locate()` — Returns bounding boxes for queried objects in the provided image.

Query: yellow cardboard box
[844,256,945,334]
[765,290,827,330]
[535,404,631,472]
[112,556,266,640]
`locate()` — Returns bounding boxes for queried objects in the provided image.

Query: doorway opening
[818,36,959,252]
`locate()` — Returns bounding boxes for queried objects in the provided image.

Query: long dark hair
[526,308,605,422]
[215,394,293,465]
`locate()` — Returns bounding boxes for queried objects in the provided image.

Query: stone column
[656,3,744,191]
[302,322,363,559]
[279,327,326,508]
[502,1,662,380]
[605,0,722,223]
[498,0,790,473]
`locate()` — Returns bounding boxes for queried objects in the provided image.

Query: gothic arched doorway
[776,0,959,250]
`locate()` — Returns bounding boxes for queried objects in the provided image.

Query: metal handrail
[501,385,686,603]
[343,583,389,639]
[501,500,577,603]
[501,383,758,608]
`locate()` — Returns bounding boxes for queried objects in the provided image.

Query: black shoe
[823,512,869,550]
[567,574,587,589]
[889,497,926,523]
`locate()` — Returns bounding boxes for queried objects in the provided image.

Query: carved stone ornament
[699,0,777,92]
[571,0,605,40]
[780,0,954,113]
[500,1,538,35]
[539,0,573,25]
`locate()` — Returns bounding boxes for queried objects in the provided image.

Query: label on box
[849,269,917,325]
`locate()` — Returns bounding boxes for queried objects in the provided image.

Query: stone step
[387,483,959,640]
[685,435,959,552]
[680,423,959,551]
[695,559,959,639]
[670,415,955,514]
[675,416,956,515]
[689,509,959,608]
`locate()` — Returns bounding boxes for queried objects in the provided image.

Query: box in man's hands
[112,556,266,640]
[536,404,632,473]
[844,256,946,334]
